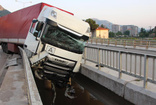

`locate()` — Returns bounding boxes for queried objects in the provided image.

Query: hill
[0,5,11,17]
[92,18,113,30]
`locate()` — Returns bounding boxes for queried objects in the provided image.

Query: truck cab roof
[38,6,90,37]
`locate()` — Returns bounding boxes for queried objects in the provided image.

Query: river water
[35,73,134,105]
[35,76,105,105]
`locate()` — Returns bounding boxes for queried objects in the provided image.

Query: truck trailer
[0,3,90,87]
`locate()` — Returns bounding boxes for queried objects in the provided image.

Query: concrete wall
[19,47,43,105]
[80,64,156,105]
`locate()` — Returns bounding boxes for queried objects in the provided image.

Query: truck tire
[1,43,9,53]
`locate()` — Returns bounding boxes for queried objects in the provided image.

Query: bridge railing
[83,45,156,88]
[87,38,156,49]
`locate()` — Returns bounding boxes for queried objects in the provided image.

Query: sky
[0,0,156,29]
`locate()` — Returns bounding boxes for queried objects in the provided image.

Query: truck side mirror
[33,32,38,37]
[32,19,38,23]
[36,22,43,31]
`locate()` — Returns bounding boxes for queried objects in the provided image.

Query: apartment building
[112,24,120,33]
[121,25,138,36]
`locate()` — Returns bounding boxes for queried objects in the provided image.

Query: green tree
[140,28,146,33]
[100,24,105,28]
[109,32,115,37]
[85,18,99,32]
[124,30,130,36]
[116,31,122,35]
[139,28,148,37]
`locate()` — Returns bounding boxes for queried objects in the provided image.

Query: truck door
[24,20,44,54]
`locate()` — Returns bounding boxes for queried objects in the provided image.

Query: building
[112,24,120,33]
[92,27,109,38]
[121,25,138,36]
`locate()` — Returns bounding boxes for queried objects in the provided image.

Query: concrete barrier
[81,64,156,105]
[19,47,43,105]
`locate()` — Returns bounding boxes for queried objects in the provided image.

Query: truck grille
[43,60,75,77]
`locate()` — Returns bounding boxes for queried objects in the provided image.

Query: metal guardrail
[19,47,43,105]
[88,39,156,49]
[83,45,156,88]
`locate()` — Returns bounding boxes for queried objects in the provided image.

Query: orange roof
[96,27,109,30]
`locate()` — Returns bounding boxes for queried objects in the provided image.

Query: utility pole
[15,0,32,7]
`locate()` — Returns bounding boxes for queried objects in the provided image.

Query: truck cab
[24,6,90,86]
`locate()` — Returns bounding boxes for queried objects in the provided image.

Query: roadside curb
[81,64,156,105]
[19,47,43,105]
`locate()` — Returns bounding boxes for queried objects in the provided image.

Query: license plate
[46,46,56,54]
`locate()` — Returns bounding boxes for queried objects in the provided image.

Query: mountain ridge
[91,18,113,30]
[0,5,11,17]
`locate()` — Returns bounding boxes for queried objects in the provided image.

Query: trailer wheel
[1,43,9,53]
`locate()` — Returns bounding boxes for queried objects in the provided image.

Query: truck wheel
[1,43,9,53]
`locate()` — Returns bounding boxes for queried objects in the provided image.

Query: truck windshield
[41,24,86,54]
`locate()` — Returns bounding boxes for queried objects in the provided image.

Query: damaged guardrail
[19,47,43,105]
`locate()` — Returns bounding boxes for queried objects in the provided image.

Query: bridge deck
[0,53,28,104]
[0,47,42,105]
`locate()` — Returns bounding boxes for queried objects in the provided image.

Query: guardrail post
[146,41,149,49]
[120,40,122,45]
[118,51,122,79]
[133,40,136,48]
[126,40,127,46]
[115,40,117,46]
[143,55,148,88]
[152,58,155,81]
[149,41,151,47]
[134,55,137,75]
[96,39,97,45]
[101,39,103,45]
[84,47,87,64]
[123,40,126,47]
[140,40,142,46]
[126,53,127,72]
[108,39,110,45]
[98,48,101,70]
[139,55,142,76]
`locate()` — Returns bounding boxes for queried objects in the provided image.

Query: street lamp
[15,0,32,7]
